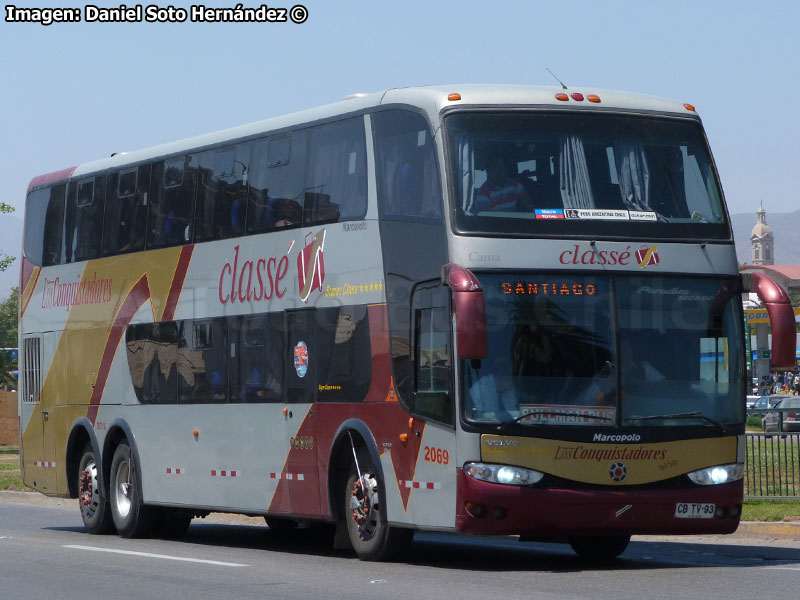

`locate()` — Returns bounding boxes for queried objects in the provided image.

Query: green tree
[0,202,15,272]
[0,287,19,348]
[0,349,17,390]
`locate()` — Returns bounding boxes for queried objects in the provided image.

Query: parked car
[762,397,800,433]
[750,394,790,412]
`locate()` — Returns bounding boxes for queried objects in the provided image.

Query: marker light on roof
[684,103,696,112]
[588,94,601,103]
[448,93,461,101]
[570,92,584,101]
[555,93,569,101]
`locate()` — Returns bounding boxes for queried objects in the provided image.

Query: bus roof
[28,84,698,192]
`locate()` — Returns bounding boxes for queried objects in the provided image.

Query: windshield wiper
[627,411,729,435]
[497,410,615,432]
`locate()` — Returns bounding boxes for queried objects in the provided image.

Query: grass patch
[743,499,800,522]
[0,451,32,491]
[746,415,763,432]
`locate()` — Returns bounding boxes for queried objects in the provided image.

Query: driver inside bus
[620,339,665,383]
[474,152,531,213]
[468,358,519,418]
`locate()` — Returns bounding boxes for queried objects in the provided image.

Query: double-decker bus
[19,85,796,561]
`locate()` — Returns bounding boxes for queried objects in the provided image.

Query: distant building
[751,204,774,265]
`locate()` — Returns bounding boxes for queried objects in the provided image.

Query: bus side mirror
[742,272,797,368]
[442,263,488,360]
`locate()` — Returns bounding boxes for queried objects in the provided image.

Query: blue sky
[1,1,798,228]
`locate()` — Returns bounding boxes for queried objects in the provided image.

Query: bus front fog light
[687,463,744,486]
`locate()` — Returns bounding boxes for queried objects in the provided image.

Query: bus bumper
[455,468,742,537]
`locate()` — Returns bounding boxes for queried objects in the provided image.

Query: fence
[744,432,800,499]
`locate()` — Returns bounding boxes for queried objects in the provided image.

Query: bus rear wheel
[568,534,631,561]
[344,465,412,561]
[77,445,113,534]
[109,442,156,538]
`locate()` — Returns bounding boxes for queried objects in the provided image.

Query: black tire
[264,516,299,534]
[77,444,114,534]
[109,442,156,538]
[155,509,193,538]
[569,534,631,561]
[344,463,412,561]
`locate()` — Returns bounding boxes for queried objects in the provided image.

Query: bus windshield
[462,274,744,429]
[446,112,729,240]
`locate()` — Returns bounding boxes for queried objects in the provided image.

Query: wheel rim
[350,474,380,540]
[114,460,133,518]
[79,460,100,519]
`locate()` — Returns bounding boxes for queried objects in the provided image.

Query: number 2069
[424,446,449,465]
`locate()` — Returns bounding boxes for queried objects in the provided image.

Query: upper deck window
[446,111,729,240]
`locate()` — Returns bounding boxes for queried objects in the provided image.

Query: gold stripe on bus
[19,266,41,318]
[22,248,189,496]
[480,435,737,486]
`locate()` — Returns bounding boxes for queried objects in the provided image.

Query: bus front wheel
[77,444,113,534]
[109,442,156,538]
[568,534,631,561]
[344,464,412,561]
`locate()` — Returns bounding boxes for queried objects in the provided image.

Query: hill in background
[0,214,22,300]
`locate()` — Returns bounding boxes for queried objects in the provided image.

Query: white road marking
[766,567,800,571]
[63,544,249,567]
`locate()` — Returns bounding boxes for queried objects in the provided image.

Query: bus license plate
[674,502,715,518]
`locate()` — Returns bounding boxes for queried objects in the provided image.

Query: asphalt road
[1,492,799,600]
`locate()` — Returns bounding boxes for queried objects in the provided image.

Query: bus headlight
[687,463,744,486]
[464,462,544,486]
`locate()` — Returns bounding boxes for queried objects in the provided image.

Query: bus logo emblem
[609,462,627,482]
[297,230,326,302]
[635,245,659,268]
[294,341,309,378]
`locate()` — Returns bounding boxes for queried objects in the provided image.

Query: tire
[264,516,299,534]
[109,442,156,538]
[155,509,193,538]
[344,461,412,561]
[77,444,114,534]
[569,534,631,561]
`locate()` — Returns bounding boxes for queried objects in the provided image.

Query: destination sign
[501,281,597,296]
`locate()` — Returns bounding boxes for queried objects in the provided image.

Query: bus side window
[247,132,306,234]
[230,313,284,403]
[103,164,149,255]
[303,117,367,226]
[373,110,442,222]
[178,318,229,404]
[412,286,453,425]
[64,175,105,263]
[147,154,198,249]
[24,183,66,266]
[195,143,250,242]
[315,305,372,403]
[126,322,179,405]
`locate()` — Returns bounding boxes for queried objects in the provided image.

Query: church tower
[750,204,774,265]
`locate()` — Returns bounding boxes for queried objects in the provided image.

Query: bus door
[284,309,321,517]
[410,284,458,528]
[19,333,59,493]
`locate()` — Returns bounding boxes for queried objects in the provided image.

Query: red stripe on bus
[364,304,392,403]
[27,166,77,193]
[161,245,194,321]
[87,275,151,425]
